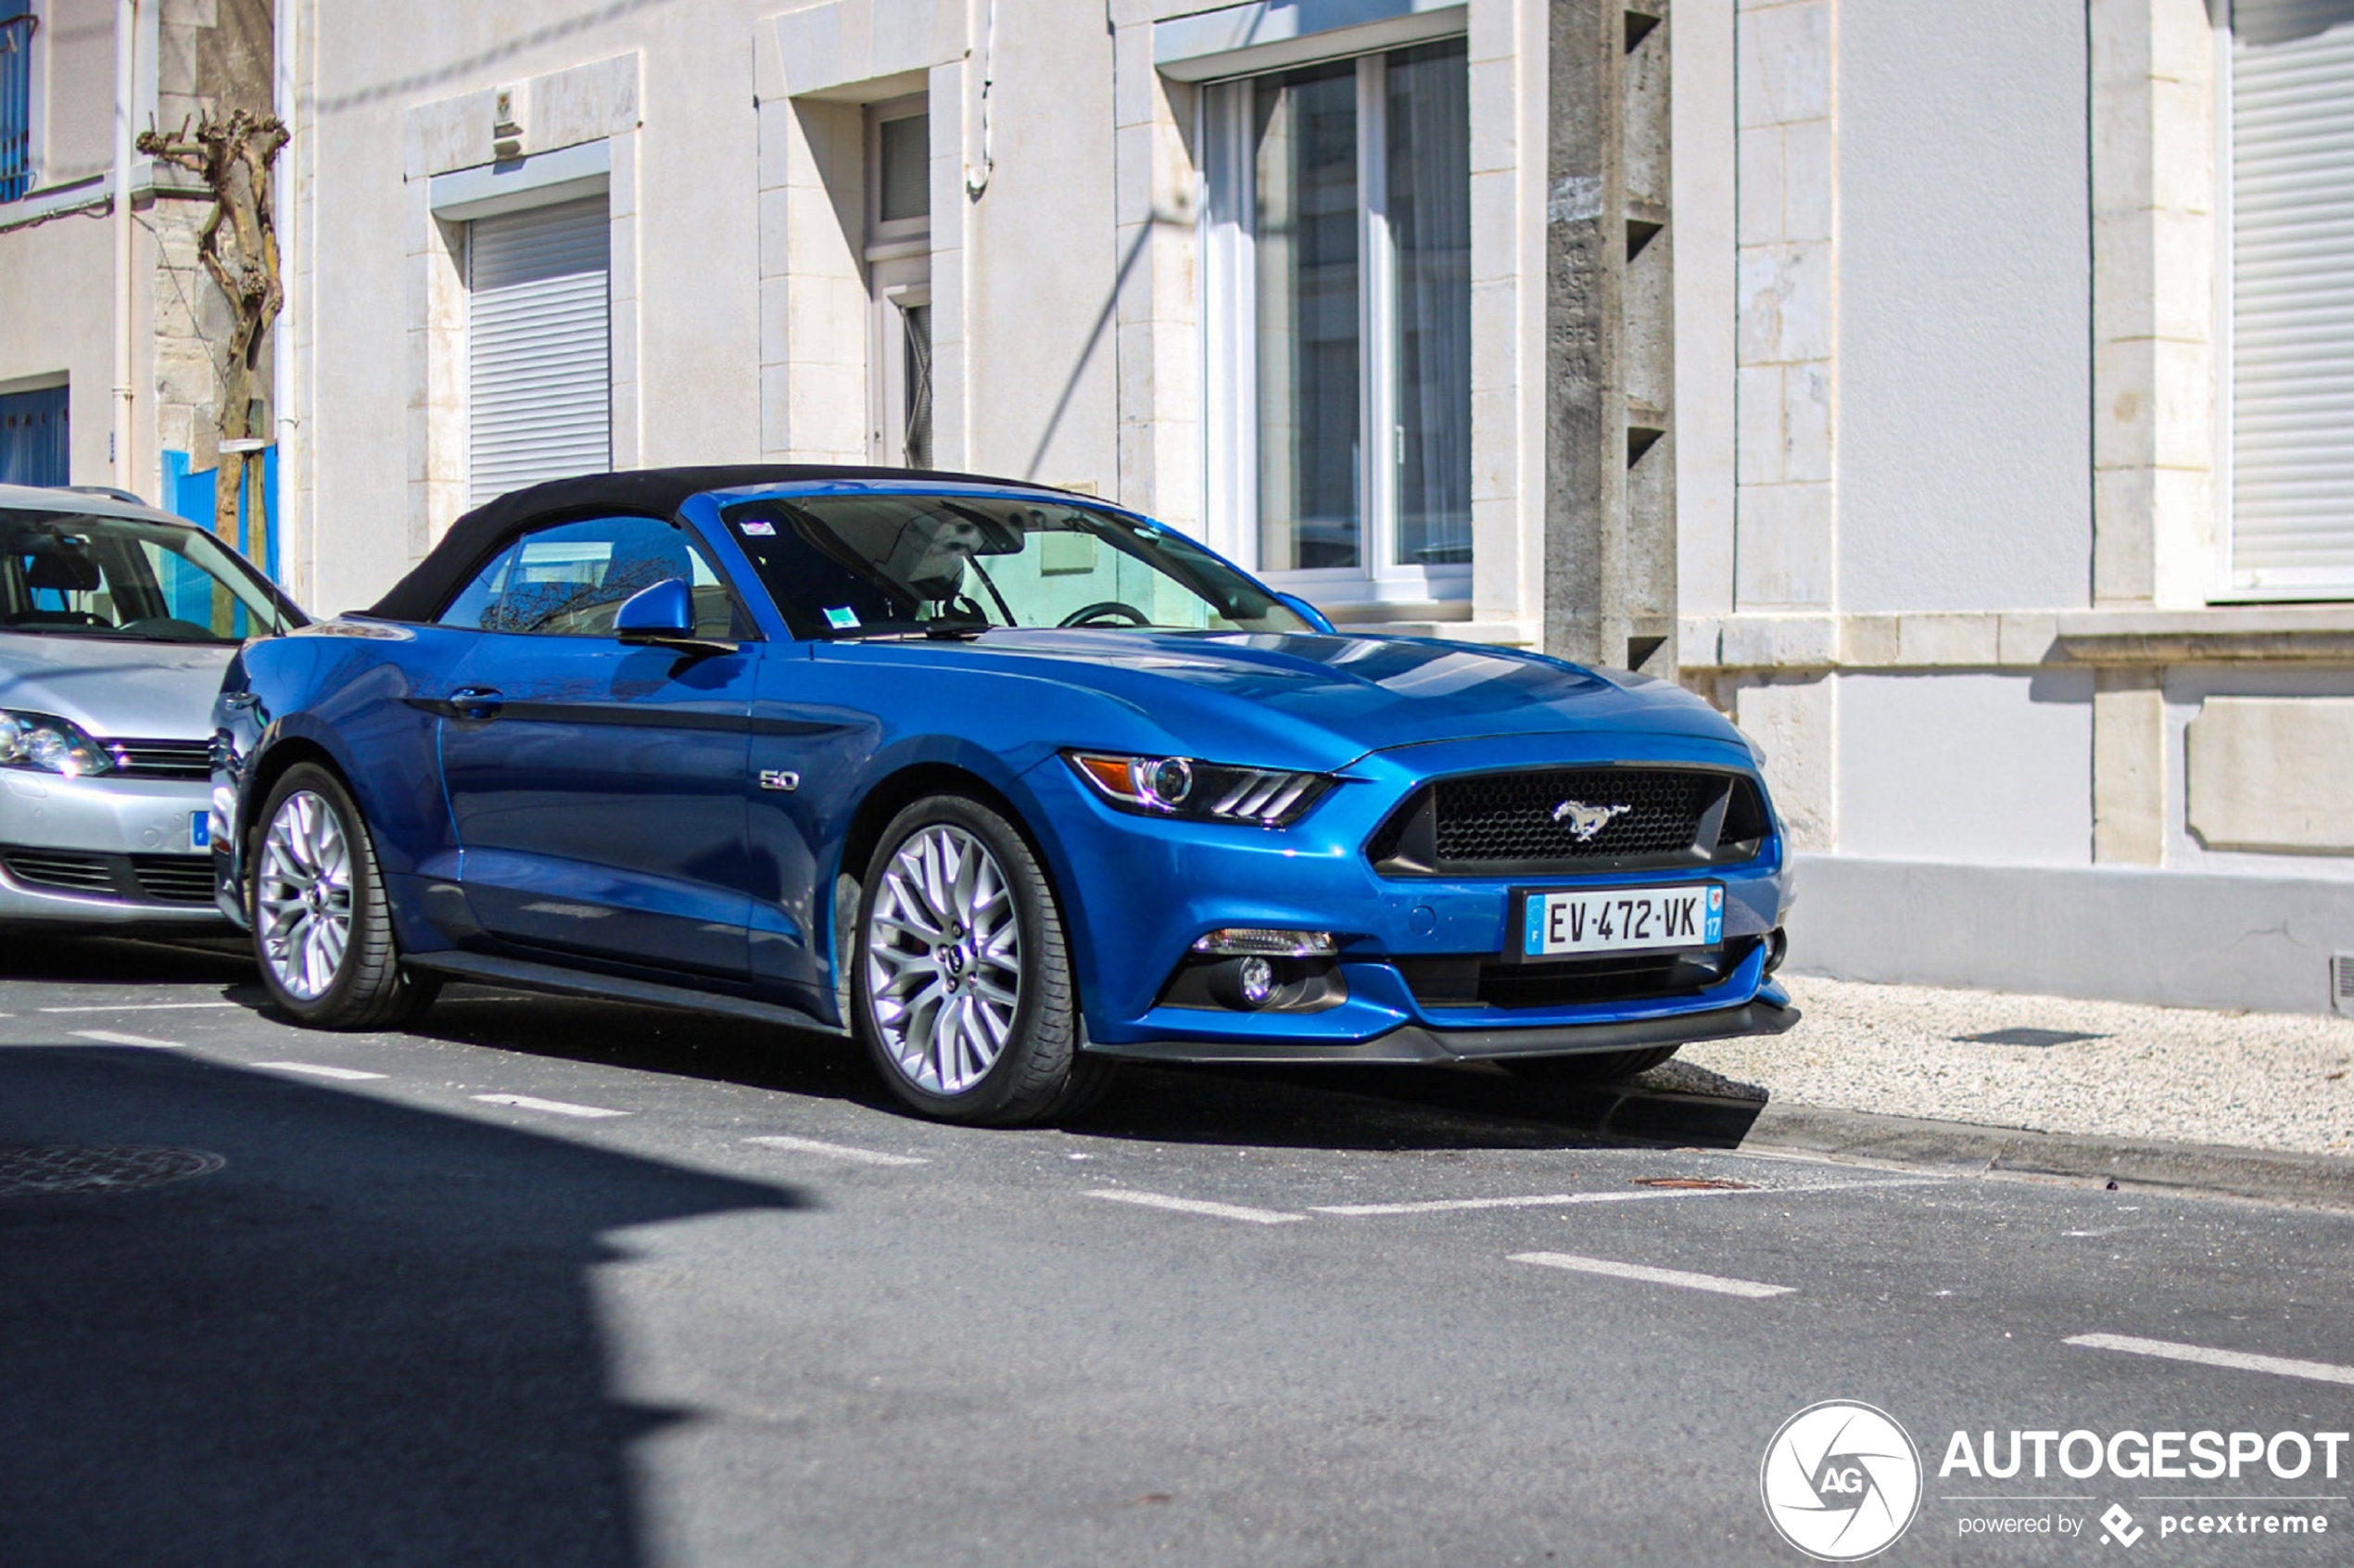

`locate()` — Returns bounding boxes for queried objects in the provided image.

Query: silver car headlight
[0,711,117,778]
[1065,751,1335,828]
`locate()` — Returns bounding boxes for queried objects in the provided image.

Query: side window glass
[436,543,519,630]
[434,516,746,639]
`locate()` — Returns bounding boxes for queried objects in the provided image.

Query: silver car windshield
[721,494,1314,639]
[0,510,296,644]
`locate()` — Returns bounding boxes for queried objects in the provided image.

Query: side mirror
[614,578,696,641]
[1274,592,1337,636]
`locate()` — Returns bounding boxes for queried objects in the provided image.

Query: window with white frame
[2228,0,2354,596]
[1201,38,1471,604]
[465,196,614,506]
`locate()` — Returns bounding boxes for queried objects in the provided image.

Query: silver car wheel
[864,823,1023,1096]
[255,789,355,1002]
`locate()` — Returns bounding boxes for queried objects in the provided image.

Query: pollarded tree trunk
[138,110,288,618]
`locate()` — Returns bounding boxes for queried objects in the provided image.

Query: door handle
[449,686,504,720]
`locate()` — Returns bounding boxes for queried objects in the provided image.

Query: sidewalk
[1667,975,2354,1159]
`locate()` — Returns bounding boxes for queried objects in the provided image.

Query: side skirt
[404,950,850,1037]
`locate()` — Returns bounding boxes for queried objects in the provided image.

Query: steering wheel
[1057,601,1150,628]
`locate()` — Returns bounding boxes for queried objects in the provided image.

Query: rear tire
[853,793,1112,1125]
[249,762,439,1030]
[1501,1044,1679,1084]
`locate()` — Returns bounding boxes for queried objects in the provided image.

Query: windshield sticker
[740,519,777,537]
[824,606,861,630]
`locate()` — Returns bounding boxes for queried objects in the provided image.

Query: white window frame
[866,95,932,469]
[2214,3,2354,601]
[1198,44,1472,609]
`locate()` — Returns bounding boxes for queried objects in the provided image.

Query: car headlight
[1065,751,1335,827]
[0,711,115,778]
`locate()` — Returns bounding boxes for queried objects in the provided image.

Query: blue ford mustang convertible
[213,466,1796,1123]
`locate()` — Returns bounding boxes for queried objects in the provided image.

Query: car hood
[900,628,1749,766]
[0,633,237,740]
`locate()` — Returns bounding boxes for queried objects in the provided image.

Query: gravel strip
[1661,976,2354,1157]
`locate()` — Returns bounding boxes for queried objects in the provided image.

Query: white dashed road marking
[472,1094,629,1119]
[40,1001,240,1014]
[1316,1176,1942,1217]
[69,1030,184,1048]
[2065,1333,2354,1388]
[1087,1189,1306,1225]
[255,1062,388,1081]
[1321,1192,1635,1216]
[1512,1251,1795,1298]
[743,1135,929,1167]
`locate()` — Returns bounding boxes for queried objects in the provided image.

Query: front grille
[1,844,217,907]
[131,855,217,904]
[1,847,120,896]
[1398,939,1758,1010]
[1368,766,1770,876]
[106,738,213,781]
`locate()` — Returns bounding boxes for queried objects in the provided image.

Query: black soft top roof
[364,463,1023,623]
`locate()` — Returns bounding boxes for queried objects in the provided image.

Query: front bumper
[1084,991,1800,1065]
[0,770,225,926]
[1022,731,1795,1056]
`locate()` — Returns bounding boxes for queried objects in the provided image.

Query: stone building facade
[6,0,2352,1011]
[0,0,275,503]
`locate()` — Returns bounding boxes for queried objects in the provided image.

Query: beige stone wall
[2089,0,2218,611]
[2186,697,2354,855]
[1732,0,1834,613]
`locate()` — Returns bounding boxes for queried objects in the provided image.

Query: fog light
[1191,928,1337,958]
[1764,928,1789,974]
[1237,955,1276,1006]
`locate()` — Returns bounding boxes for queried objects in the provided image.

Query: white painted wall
[1836,0,2092,613]
[1836,670,2095,866]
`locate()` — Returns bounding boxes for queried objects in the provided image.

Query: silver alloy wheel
[864,823,1023,1096]
[256,789,356,1002]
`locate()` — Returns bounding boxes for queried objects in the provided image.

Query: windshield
[0,510,297,644]
[720,493,1314,639]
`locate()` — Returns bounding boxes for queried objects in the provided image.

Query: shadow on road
[0,1044,802,1568]
[5,932,1772,1156]
[0,932,256,989]
[409,988,1772,1155]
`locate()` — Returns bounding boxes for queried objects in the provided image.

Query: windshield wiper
[922,612,992,640]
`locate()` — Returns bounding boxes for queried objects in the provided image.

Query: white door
[869,258,932,470]
[467,196,612,506]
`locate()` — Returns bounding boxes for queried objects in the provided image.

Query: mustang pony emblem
[1550,799,1630,841]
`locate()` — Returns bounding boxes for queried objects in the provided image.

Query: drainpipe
[111,0,137,493]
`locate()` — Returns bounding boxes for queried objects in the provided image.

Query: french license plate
[1520,883,1723,959]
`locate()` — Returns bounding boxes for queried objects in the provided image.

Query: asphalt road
[2,935,2349,1567]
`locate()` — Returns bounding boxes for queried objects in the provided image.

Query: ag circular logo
[1760,1400,1922,1561]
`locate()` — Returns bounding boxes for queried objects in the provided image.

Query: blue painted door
[0,386,69,487]
[432,514,761,979]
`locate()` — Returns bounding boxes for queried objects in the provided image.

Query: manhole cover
[0,1146,225,1196]
[1631,1176,1756,1191]
[1956,1028,2107,1048]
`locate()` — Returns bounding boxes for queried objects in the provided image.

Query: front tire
[1501,1045,1680,1085]
[853,794,1109,1125]
[249,762,438,1029]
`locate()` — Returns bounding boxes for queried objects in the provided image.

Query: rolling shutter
[466,197,611,507]
[2231,1,2354,593]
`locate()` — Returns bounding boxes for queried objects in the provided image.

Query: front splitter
[1082,998,1801,1067]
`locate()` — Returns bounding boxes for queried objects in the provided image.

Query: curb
[1738,1101,2354,1211]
